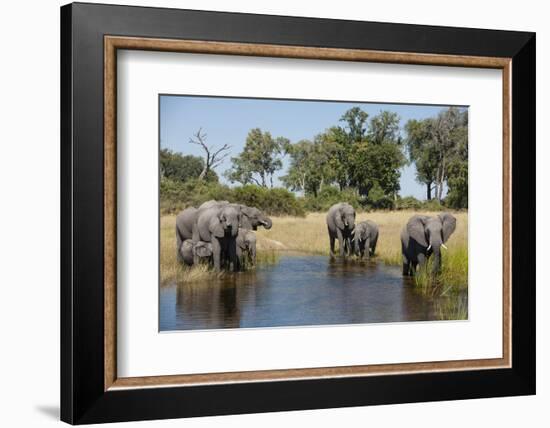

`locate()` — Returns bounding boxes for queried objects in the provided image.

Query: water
[160,253,447,331]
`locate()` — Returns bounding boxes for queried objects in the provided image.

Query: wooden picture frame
[61,2,535,424]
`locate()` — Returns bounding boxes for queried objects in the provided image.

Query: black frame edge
[60,3,74,425]
[511,33,536,393]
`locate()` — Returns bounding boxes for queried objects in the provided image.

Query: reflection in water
[160,254,447,331]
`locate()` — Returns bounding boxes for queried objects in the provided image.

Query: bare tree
[189,128,231,181]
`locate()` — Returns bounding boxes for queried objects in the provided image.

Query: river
[160,253,449,331]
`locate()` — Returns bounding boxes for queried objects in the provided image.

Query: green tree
[368,111,401,145]
[281,137,336,197]
[445,112,468,208]
[340,107,369,142]
[159,149,218,183]
[349,140,405,198]
[405,119,439,200]
[405,107,468,204]
[225,128,289,188]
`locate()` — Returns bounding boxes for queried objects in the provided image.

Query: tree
[340,107,369,143]
[281,137,336,197]
[349,140,405,199]
[368,111,401,145]
[189,128,231,181]
[225,128,288,187]
[445,111,468,208]
[405,119,439,200]
[159,149,218,183]
[405,107,468,203]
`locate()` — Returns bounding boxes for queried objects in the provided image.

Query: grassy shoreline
[160,210,468,319]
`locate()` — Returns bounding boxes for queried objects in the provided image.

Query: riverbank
[160,210,468,319]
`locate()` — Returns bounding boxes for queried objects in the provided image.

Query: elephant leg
[364,238,371,260]
[211,238,222,271]
[336,229,345,257]
[329,230,336,257]
[176,228,183,263]
[402,254,410,276]
[235,247,243,271]
[227,240,238,272]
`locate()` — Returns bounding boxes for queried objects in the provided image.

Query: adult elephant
[179,239,213,266]
[175,207,198,263]
[192,205,241,271]
[353,220,379,259]
[198,200,272,231]
[236,228,257,270]
[401,213,457,276]
[326,202,356,257]
[198,200,229,210]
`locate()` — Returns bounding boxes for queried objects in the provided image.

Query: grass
[161,210,468,320]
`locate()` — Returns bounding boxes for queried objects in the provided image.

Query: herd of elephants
[175,201,457,276]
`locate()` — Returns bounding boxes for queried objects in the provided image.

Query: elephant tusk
[426,244,432,251]
[442,244,448,250]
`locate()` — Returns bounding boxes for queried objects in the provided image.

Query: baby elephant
[179,239,213,266]
[236,228,257,270]
[353,220,379,259]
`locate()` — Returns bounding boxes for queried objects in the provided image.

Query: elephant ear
[209,214,225,238]
[334,207,345,230]
[439,213,457,243]
[407,216,429,247]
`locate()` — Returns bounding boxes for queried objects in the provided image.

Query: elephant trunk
[430,243,442,274]
[261,217,272,230]
[229,221,239,237]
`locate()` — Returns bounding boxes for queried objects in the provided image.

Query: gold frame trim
[104,36,512,391]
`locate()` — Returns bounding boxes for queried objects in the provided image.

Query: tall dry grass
[161,211,469,320]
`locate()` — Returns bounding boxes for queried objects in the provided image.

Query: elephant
[198,200,229,210]
[400,212,457,276]
[175,207,198,262]
[192,205,241,271]
[326,202,356,257]
[238,205,272,231]
[179,239,213,266]
[353,220,379,259]
[197,200,272,231]
[235,228,257,270]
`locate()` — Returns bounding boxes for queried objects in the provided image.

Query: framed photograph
[61,2,535,424]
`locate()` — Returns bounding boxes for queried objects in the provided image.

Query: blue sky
[160,95,462,199]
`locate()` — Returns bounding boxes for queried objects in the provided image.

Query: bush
[395,196,422,210]
[233,185,305,217]
[160,178,234,214]
[160,179,305,216]
[301,186,363,212]
[421,199,445,211]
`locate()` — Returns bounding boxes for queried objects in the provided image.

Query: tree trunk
[426,181,432,200]
[198,166,207,181]
[437,159,446,201]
